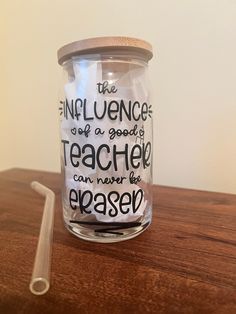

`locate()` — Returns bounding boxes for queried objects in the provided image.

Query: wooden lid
[57,36,153,65]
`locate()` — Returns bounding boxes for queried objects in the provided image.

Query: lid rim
[57,36,153,65]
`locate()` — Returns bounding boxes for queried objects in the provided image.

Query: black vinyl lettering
[82,144,95,169]
[61,139,69,166]
[130,144,142,169]
[113,144,129,171]
[70,143,81,167]
[96,145,112,170]
[108,191,119,217]
[69,189,78,210]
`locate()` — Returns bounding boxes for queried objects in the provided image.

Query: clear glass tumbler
[57,37,153,243]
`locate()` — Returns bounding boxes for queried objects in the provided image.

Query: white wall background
[1,0,236,193]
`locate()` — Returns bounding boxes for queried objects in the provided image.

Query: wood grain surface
[57,36,153,65]
[0,168,236,314]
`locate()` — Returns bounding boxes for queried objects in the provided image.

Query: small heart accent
[71,128,76,135]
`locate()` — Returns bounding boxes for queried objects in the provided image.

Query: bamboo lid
[57,36,153,65]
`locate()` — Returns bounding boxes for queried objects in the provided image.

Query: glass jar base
[65,220,151,243]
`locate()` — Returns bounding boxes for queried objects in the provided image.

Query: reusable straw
[29,181,55,295]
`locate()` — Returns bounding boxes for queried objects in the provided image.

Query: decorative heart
[71,128,76,135]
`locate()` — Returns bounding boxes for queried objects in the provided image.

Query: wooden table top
[0,168,236,314]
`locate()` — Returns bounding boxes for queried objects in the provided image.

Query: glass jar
[57,37,153,243]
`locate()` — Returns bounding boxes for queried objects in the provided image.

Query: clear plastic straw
[29,181,55,295]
